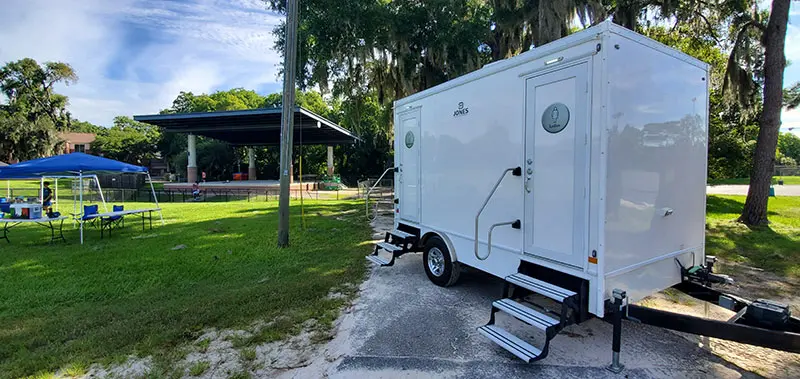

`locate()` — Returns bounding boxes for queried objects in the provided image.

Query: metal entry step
[376,241,401,253]
[390,229,414,239]
[366,229,419,267]
[493,299,559,330]
[479,272,580,363]
[478,325,542,362]
[366,255,391,266]
[506,273,576,302]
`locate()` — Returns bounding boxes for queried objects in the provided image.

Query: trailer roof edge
[396,21,611,107]
[396,20,709,107]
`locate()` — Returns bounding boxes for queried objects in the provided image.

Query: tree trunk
[739,0,791,225]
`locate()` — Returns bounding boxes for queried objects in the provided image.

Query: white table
[1,216,69,244]
[81,208,161,239]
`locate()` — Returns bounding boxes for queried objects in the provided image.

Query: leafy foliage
[778,132,800,164]
[0,58,77,160]
[92,116,161,165]
[0,111,62,162]
[261,0,749,186]
[785,82,800,109]
[69,119,105,134]
[0,58,77,130]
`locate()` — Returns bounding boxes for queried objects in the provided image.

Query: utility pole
[278,0,299,247]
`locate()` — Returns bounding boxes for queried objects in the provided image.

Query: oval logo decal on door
[404,131,415,148]
[541,103,570,134]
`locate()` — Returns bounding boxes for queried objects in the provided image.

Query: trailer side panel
[602,31,709,302]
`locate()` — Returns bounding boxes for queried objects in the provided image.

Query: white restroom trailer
[368,20,710,365]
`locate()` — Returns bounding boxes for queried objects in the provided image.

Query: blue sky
[0,0,283,127]
[0,0,798,134]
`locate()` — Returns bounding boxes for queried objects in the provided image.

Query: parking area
[315,254,758,379]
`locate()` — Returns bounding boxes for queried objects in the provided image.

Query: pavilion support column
[248,147,257,180]
[187,133,197,183]
[327,146,334,177]
[289,161,294,185]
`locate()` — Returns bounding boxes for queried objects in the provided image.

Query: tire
[423,236,460,287]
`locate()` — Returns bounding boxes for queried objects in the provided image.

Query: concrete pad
[333,255,759,378]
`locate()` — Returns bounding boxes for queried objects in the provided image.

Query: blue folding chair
[0,202,10,219]
[82,205,100,228]
[106,205,125,229]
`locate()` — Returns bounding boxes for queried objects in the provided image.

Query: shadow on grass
[706,196,745,215]
[706,195,779,218]
[0,201,372,378]
[705,217,799,277]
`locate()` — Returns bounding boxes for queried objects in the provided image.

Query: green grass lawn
[1,194,797,377]
[0,200,371,378]
[708,176,800,185]
[706,195,800,277]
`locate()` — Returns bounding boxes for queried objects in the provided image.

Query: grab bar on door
[486,219,522,260]
[474,166,521,261]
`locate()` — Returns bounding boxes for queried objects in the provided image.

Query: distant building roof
[134,107,358,146]
[61,132,96,144]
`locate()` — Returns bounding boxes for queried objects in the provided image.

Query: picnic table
[85,208,161,238]
[1,216,68,244]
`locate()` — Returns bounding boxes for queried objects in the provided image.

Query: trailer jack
[607,289,626,373]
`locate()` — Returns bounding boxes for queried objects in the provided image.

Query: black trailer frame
[602,257,800,372]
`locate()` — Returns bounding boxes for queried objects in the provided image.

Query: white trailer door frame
[398,108,421,223]
[523,62,590,269]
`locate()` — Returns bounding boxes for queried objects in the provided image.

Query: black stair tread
[478,325,541,363]
[506,273,576,302]
[493,299,559,330]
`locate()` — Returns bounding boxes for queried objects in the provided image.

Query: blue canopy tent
[0,153,163,243]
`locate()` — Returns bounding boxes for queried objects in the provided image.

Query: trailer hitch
[676,256,733,286]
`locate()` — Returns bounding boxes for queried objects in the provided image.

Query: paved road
[707,185,800,196]
[328,255,758,379]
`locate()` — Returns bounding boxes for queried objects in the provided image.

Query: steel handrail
[486,220,520,260]
[474,167,521,260]
[365,167,396,219]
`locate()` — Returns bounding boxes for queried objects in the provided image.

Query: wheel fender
[421,230,458,263]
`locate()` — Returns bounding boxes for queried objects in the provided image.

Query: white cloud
[0,0,283,126]
[787,23,800,68]
[783,107,800,137]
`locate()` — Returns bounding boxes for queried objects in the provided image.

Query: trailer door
[524,63,589,269]
[398,108,421,223]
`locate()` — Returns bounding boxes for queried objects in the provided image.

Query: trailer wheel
[423,236,460,287]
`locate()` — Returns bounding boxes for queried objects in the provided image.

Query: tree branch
[19,78,60,127]
[694,10,722,45]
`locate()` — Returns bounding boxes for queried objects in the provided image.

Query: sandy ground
[716,262,800,315]
[316,258,757,379]
[707,185,800,196]
[77,215,798,379]
[643,292,800,379]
